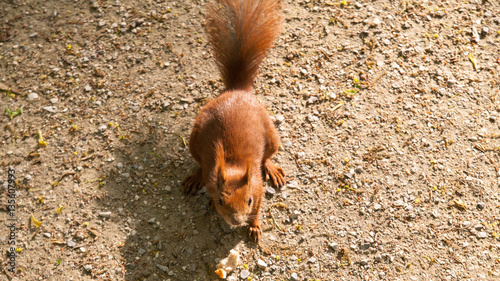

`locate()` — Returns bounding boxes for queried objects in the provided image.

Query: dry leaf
[30,214,43,227]
[453,199,467,210]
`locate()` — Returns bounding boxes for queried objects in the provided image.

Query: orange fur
[206,0,282,90]
[183,0,285,242]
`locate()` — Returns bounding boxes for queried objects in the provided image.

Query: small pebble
[355,166,363,173]
[280,191,288,199]
[138,248,146,255]
[287,181,299,189]
[476,232,487,239]
[472,26,480,43]
[99,211,111,218]
[83,264,92,271]
[67,240,76,248]
[360,243,371,250]
[275,114,285,123]
[290,210,301,220]
[291,272,299,280]
[28,92,39,101]
[42,106,57,113]
[156,264,168,272]
[307,114,319,122]
[393,200,404,207]
[328,242,339,251]
[266,186,276,195]
[257,259,267,268]
[307,96,318,104]
[474,224,485,231]
[240,269,250,279]
[431,209,439,218]
[477,202,485,210]
[366,17,381,27]
[148,217,156,224]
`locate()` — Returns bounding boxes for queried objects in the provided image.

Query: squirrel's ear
[245,159,252,185]
[217,164,226,188]
[216,142,226,188]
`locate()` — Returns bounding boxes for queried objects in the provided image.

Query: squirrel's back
[206,0,282,91]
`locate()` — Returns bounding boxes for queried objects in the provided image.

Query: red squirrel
[183,0,285,242]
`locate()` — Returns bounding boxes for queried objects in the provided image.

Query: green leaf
[6,107,22,119]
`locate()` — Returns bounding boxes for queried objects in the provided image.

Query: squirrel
[183,0,285,242]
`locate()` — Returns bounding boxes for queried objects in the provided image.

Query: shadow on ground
[99,124,251,280]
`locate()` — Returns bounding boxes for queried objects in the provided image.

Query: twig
[342,185,364,194]
[174,132,187,147]
[269,208,284,232]
[332,101,344,111]
[57,171,76,182]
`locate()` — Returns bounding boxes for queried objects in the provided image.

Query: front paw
[183,168,203,195]
[248,224,262,242]
[264,160,286,188]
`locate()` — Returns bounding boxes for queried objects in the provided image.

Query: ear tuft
[245,158,252,184]
[216,142,226,188]
[217,165,226,188]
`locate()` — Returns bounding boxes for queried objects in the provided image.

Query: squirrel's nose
[226,215,245,226]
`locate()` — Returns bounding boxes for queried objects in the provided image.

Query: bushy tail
[206,0,282,91]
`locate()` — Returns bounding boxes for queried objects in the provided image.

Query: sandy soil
[1,0,500,280]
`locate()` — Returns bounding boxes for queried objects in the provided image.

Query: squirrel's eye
[218,198,223,206]
[248,198,252,206]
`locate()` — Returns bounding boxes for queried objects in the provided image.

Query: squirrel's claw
[248,224,262,242]
[264,160,286,188]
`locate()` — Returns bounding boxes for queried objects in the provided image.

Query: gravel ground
[1,0,500,280]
